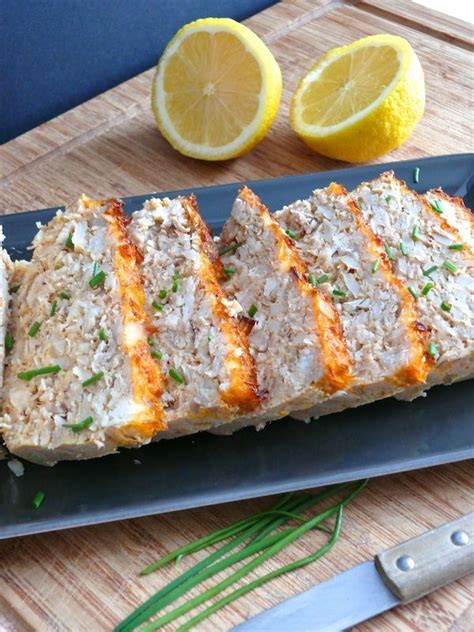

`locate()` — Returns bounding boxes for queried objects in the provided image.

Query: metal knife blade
[233,561,399,632]
[233,512,474,632]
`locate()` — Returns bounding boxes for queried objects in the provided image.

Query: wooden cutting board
[0,1,473,630]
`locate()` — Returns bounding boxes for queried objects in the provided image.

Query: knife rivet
[396,555,415,571]
[451,530,469,546]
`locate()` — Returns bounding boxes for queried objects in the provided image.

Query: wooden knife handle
[375,512,474,603]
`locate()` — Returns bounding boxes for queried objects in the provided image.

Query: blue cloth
[1,0,277,144]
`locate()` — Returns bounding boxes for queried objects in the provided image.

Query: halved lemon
[290,34,425,163]
[152,18,282,161]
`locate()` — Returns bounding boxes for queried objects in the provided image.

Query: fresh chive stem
[60,291,70,300]
[219,242,242,256]
[441,301,451,312]
[385,195,393,203]
[407,286,418,300]
[118,483,359,632]
[248,304,258,318]
[423,265,438,276]
[151,350,162,361]
[81,371,104,388]
[139,482,367,632]
[17,365,61,381]
[285,229,297,239]
[120,494,304,631]
[89,270,106,289]
[65,231,74,250]
[32,491,45,509]
[158,289,167,300]
[223,268,236,280]
[430,200,443,214]
[152,300,164,312]
[172,273,180,293]
[50,299,58,316]
[411,225,420,241]
[400,242,408,256]
[384,243,395,261]
[63,416,94,432]
[98,328,108,342]
[332,288,347,298]
[448,243,464,251]
[11,284,21,293]
[443,260,458,274]
[371,259,380,274]
[28,321,41,337]
[169,368,184,384]
[421,282,434,296]
[318,274,329,284]
[428,342,438,358]
[5,332,13,352]
[308,273,317,287]
[413,167,420,183]
[178,507,344,632]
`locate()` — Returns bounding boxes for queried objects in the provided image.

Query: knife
[233,512,474,631]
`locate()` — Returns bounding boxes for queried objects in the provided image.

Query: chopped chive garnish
[5,332,13,352]
[384,243,395,261]
[159,289,167,299]
[60,291,70,300]
[441,301,451,312]
[223,268,236,280]
[81,371,104,388]
[428,342,438,358]
[98,328,108,342]
[421,282,434,296]
[448,243,464,251]
[172,272,180,293]
[413,167,420,183]
[423,264,438,276]
[411,225,420,241]
[89,270,106,289]
[50,299,58,316]
[17,365,61,381]
[207,335,212,342]
[219,242,242,256]
[32,491,45,509]
[169,368,184,384]
[63,416,94,432]
[248,304,258,318]
[371,259,380,274]
[65,231,74,250]
[407,286,419,300]
[285,229,297,239]
[430,200,443,214]
[147,337,155,346]
[28,321,41,337]
[443,259,458,274]
[11,284,21,293]
[385,195,393,203]
[152,300,164,311]
[400,242,408,256]
[92,262,99,276]
[308,273,317,287]
[151,350,163,361]
[332,289,347,298]
[318,274,329,284]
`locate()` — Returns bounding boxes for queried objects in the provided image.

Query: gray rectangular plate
[1,154,473,539]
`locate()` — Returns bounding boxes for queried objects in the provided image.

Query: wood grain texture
[1,1,473,630]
